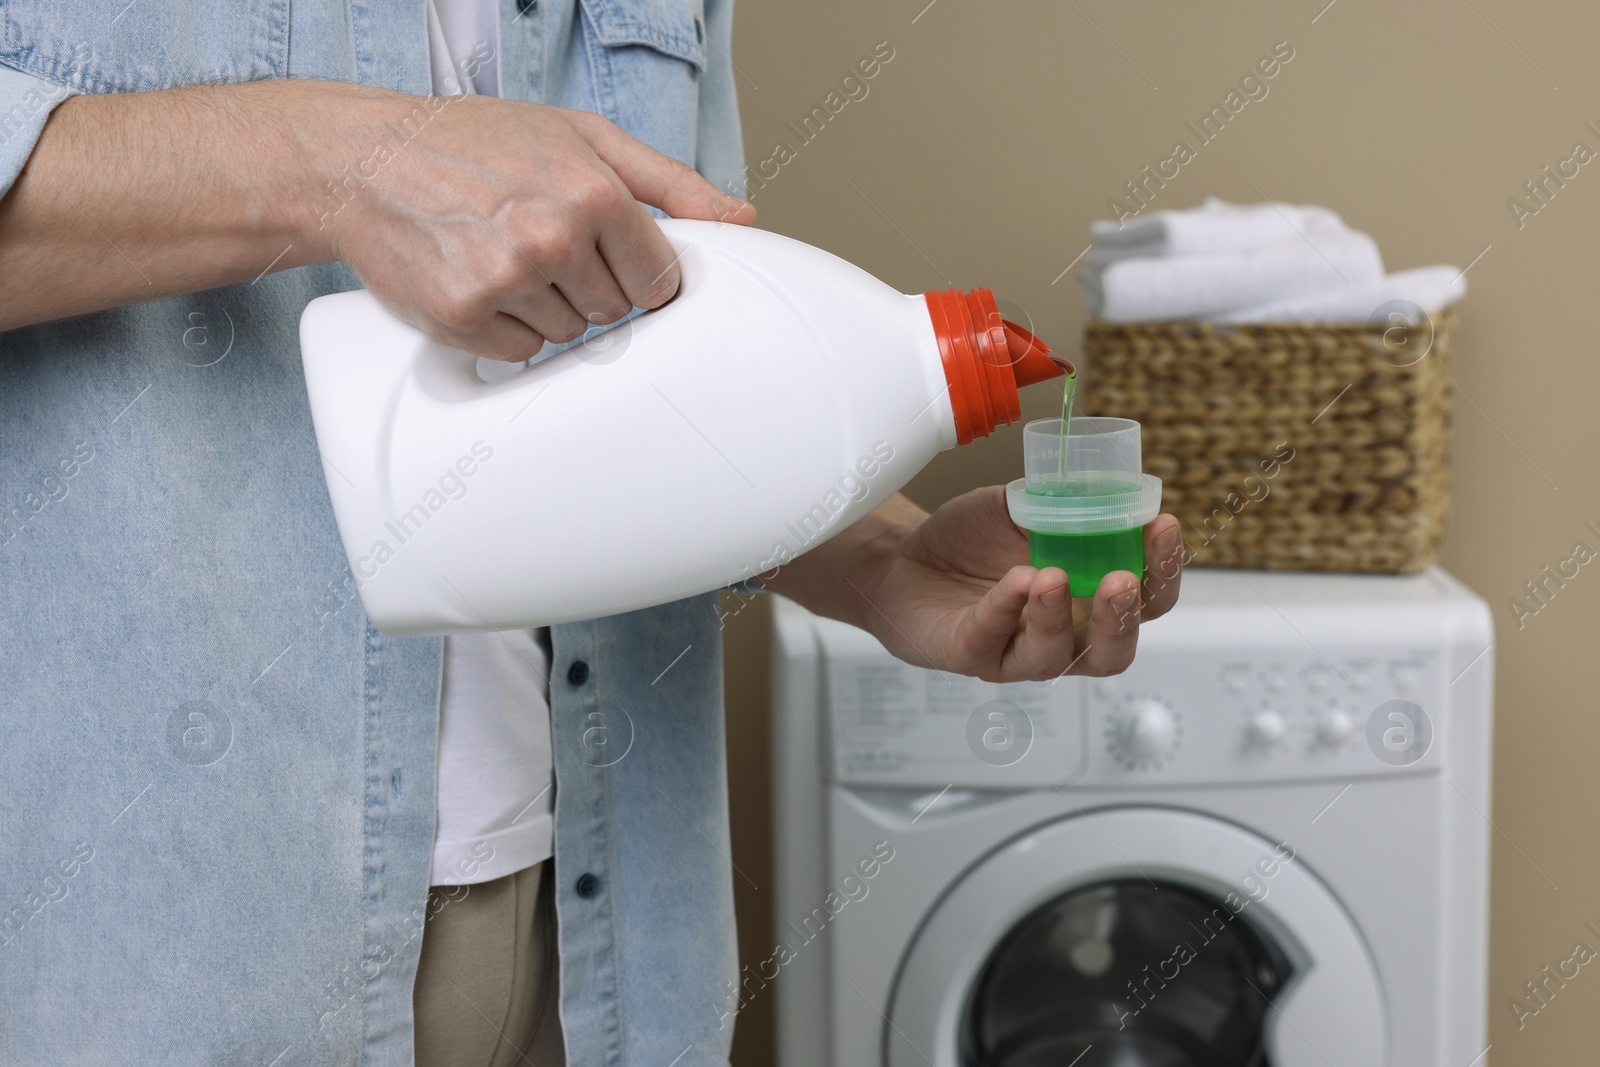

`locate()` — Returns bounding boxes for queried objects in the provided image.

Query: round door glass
[961,879,1292,1067]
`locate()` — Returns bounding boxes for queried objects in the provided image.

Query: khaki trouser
[413,860,566,1067]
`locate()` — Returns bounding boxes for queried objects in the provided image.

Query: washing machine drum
[961,879,1291,1067]
[887,809,1387,1067]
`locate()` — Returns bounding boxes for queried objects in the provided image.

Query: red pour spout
[922,288,1064,444]
[1004,319,1071,387]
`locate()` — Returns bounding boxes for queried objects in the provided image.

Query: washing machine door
[887,808,1386,1067]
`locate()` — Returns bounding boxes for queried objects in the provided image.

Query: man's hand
[761,489,1184,681]
[298,90,755,360]
[0,80,754,344]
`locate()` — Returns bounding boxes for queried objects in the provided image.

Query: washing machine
[769,567,1493,1067]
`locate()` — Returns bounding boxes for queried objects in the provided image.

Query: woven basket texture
[1079,309,1454,574]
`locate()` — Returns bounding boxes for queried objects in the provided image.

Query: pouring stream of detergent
[1054,357,1077,484]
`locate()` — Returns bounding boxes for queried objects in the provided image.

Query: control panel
[821,630,1445,788]
[1077,645,1444,784]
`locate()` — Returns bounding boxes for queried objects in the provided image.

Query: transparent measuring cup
[1004,417,1163,597]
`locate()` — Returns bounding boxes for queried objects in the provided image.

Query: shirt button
[575,872,601,899]
[516,0,537,13]
[567,660,590,686]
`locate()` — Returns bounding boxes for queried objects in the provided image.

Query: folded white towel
[1215,266,1465,324]
[1081,226,1386,323]
[1089,197,1345,265]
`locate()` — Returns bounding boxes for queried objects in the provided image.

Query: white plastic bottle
[299,219,1062,635]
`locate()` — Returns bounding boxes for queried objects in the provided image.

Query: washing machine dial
[1114,699,1179,763]
[1315,708,1355,746]
[1246,709,1287,747]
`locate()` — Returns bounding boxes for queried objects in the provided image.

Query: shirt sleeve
[0,62,76,198]
[694,0,746,199]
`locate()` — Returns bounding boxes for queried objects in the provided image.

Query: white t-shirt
[432,628,554,885]
[424,0,556,887]
[426,0,499,97]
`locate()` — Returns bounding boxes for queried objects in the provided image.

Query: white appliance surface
[771,566,1493,1067]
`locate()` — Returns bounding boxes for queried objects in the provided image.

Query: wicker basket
[1079,309,1455,574]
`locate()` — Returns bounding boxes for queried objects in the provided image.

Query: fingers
[1005,568,1141,680]
[550,246,634,328]
[420,170,617,352]
[428,311,546,364]
[1142,514,1184,621]
[502,281,589,345]
[1003,567,1078,680]
[906,514,1185,684]
[1069,571,1142,676]
[421,248,574,358]
[566,109,755,225]
[566,109,754,309]
[596,200,689,309]
[484,162,635,331]
[952,565,1037,676]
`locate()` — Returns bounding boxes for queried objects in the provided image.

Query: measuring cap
[1005,417,1163,535]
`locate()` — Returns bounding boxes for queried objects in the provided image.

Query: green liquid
[1026,478,1145,598]
[1028,527,1145,597]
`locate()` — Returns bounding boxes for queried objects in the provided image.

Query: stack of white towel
[1078,198,1464,324]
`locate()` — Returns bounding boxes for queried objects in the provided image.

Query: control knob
[1115,699,1179,763]
[1246,710,1287,747]
[1315,708,1355,746]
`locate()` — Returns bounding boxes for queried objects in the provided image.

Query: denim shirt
[0,2,744,1064]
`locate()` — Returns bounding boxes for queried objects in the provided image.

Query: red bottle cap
[922,288,1063,444]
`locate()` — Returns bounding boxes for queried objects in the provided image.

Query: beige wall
[722,1,1600,1062]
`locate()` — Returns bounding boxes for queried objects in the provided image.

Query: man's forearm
[0,80,360,330]
[0,78,753,355]
[758,492,927,630]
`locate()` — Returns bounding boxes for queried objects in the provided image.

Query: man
[0,2,1184,1064]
